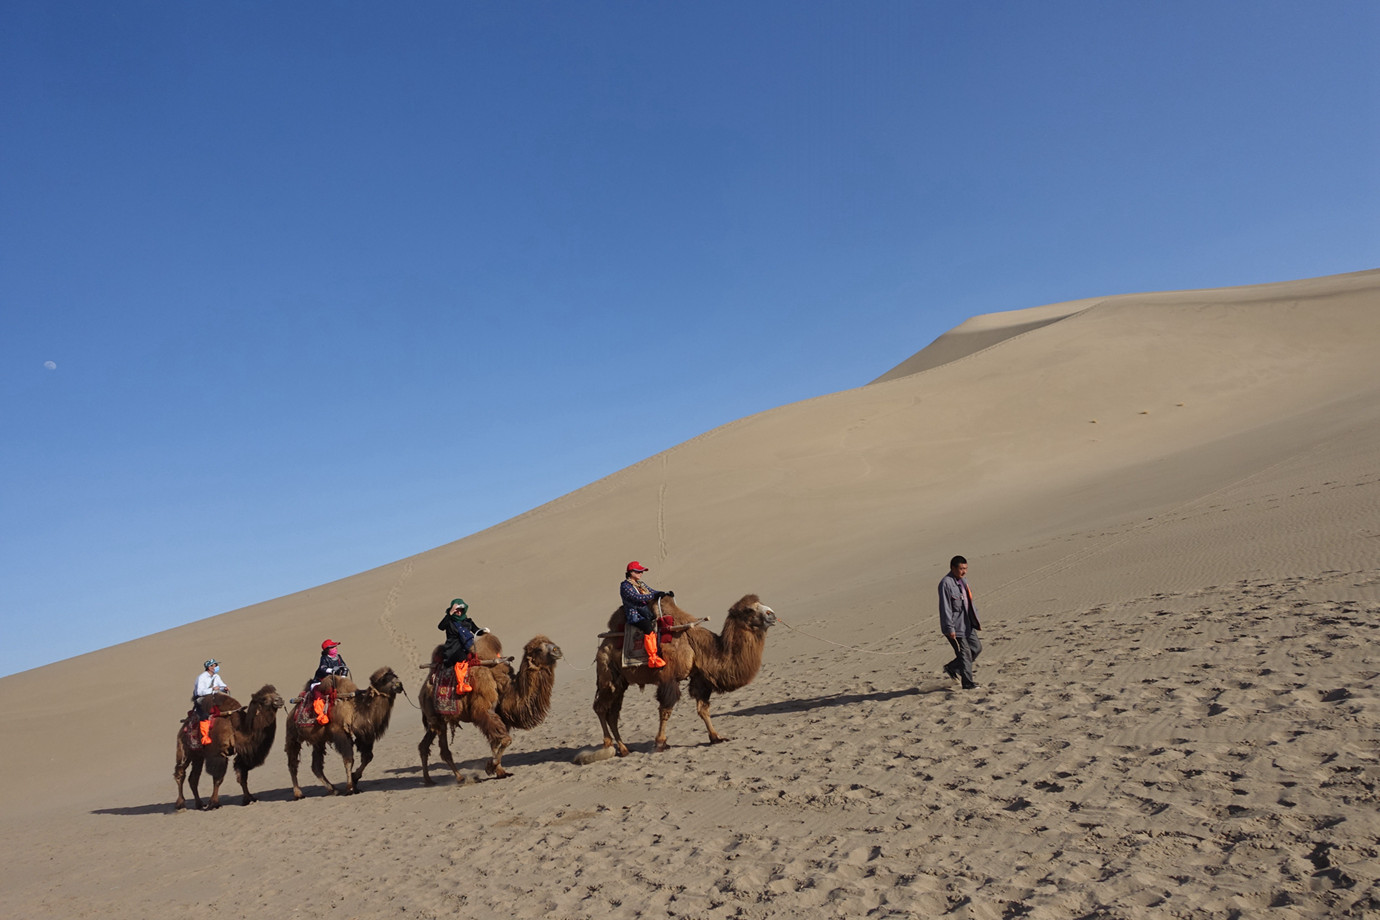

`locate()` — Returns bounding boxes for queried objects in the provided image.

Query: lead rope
[774,613,925,656]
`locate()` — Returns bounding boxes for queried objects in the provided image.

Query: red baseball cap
[321,639,341,650]
[626,561,649,573]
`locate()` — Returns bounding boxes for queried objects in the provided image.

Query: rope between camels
[775,614,925,656]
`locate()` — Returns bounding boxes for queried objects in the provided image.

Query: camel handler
[189,658,229,747]
[939,555,983,690]
[621,561,670,668]
[437,598,490,693]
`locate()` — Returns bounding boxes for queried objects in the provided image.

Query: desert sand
[1,269,1377,919]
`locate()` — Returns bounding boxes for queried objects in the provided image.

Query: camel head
[521,636,563,668]
[367,667,405,699]
[251,684,286,711]
[726,595,777,632]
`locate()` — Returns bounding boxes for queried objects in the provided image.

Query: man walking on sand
[939,555,982,689]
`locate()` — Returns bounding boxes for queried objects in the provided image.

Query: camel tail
[572,745,617,766]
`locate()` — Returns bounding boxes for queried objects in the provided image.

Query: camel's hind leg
[689,673,727,744]
[653,679,683,752]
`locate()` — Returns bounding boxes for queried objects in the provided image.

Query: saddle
[182,712,211,748]
[621,612,675,664]
[431,654,480,715]
[184,695,230,748]
[292,685,337,727]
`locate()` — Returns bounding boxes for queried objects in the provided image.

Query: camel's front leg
[695,697,726,744]
[351,738,374,791]
[174,740,192,811]
[286,734,307,800]
[205,752,229,809]
[434,722,469,785]
[688,675,727,744]
[473,707,513,778]
[188,757,206,810]
[594,682,630,757]
[233,756,257,805]
[333,734,357,794]
[418,722,439,785]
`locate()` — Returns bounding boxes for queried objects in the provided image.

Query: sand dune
[2,269,1377,918]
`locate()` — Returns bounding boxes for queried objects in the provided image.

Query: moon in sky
[43,361,57,370]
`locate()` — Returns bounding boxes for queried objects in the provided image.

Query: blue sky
[2,2,1376,677]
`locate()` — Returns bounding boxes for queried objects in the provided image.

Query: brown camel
[173,684,285,810]
[418,633,563,784]
[593,594,776,755]
[284,666,404,799]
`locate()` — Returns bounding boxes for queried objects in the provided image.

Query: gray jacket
[939,573,981,636]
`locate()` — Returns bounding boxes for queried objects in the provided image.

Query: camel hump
[321,674,358,696]
[207,691,239,710]
[474,633,503,659]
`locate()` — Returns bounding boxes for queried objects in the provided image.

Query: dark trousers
[946,633,983,687]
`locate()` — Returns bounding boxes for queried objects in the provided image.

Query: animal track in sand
[377,559,419,668]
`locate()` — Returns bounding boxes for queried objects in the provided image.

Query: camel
[284,666,404,799]
[173,684,285,810]
[418,633,563,784]
[593,594,776,755]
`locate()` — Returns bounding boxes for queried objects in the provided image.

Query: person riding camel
[306,639,351,724]
[621,562,669,668]
[437,598,489,693]
[314,639,350,683]
[189,658,229,747]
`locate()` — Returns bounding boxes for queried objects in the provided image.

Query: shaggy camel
[173,685,285,810]
[594,594,776,755]
[285,666,404,799]
[418,633,563,783]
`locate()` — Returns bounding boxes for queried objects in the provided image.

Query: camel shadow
[384,742,593,779]
[94,784,301,816]
[722,686,925,719]
[93,771,438,815]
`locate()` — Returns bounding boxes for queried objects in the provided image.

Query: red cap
[321,639,341,650]
[626,561,648,573]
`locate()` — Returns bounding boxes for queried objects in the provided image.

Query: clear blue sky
[2,2,1376,677]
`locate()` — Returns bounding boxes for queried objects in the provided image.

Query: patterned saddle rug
[431,656,481,716]
[292,687,336,727]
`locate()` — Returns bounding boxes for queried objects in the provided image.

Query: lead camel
[593,593,777,755]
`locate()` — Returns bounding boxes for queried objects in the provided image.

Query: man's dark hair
[949,555,967,569]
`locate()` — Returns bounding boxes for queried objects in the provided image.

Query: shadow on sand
[98,688,938,814]
[721,686,927,719]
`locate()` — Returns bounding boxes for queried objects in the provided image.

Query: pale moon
[43,361,57,370]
